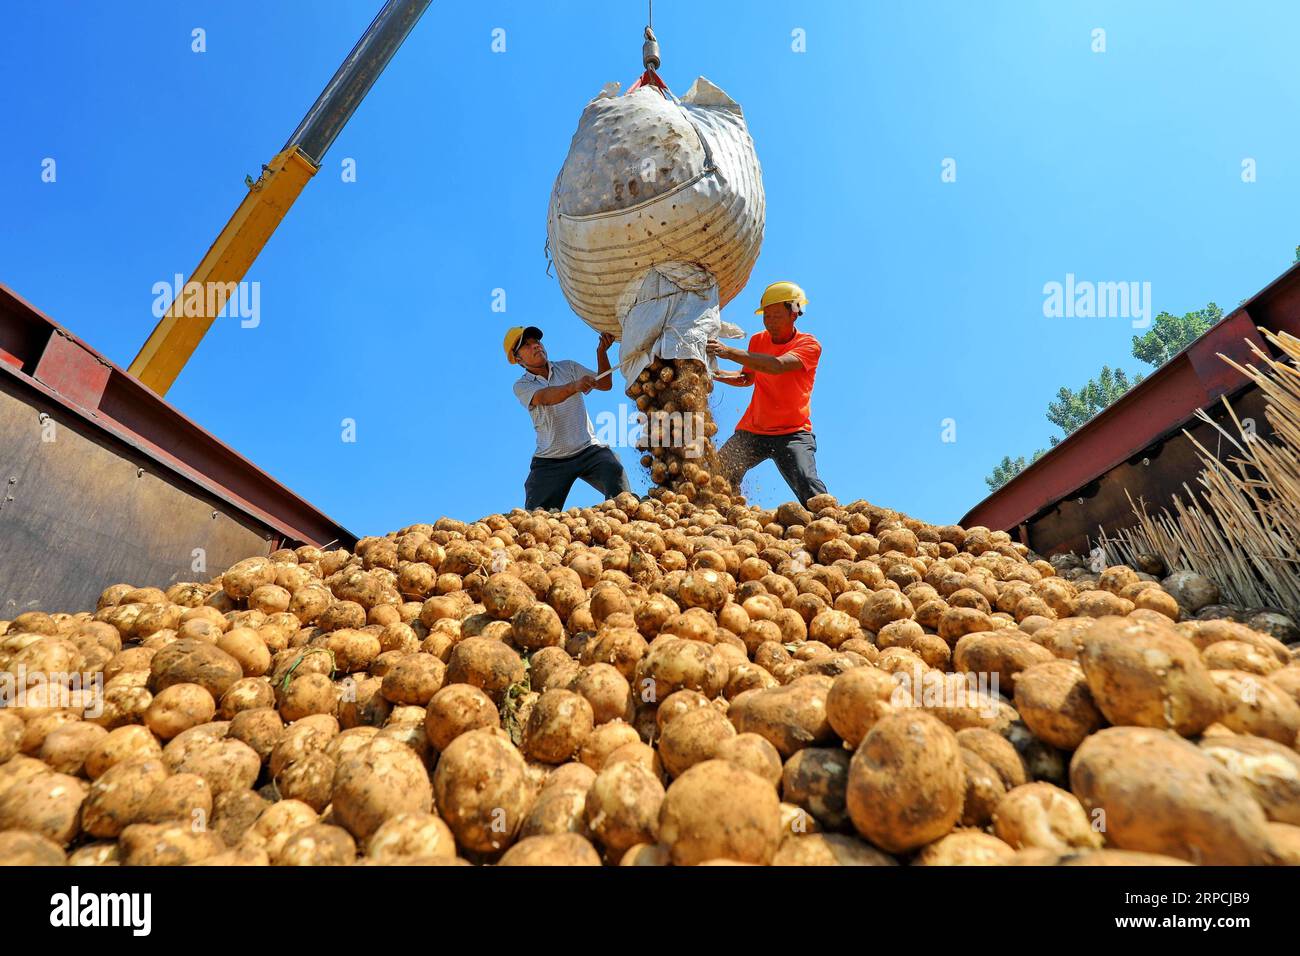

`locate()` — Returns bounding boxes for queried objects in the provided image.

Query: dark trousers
[719,429,828,507]
[524,444,631,511]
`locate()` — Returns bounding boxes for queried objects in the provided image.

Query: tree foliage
[984,448,1046,492]
[1131,302,1221,367]
[1046,365,1144,435]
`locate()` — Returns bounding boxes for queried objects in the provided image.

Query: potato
[276,823,357,866]
[714,733,782,787]
[1209,670,1300,745]
[445,637,526,702]
[1012,660,1103,750]
[657,705,735,779]
[580,626,648,682]
[83,725,163,780]
[423,684,500,752]
[615,842,668,866]
[635,637,728,701]
[144,682,216,740]
[511,603,564,651]
[1267,823,1300,865]
[366,812,456,861]
[68,842,122,866]
[432,730,530,854]
[952,632,1055,693]
[727,676,835,758]
[1198,735,1300,825]
[579,720,641,770]
[499,832,602,866]
[1161,570,1219,613]
[773,832,897,866]
[1202,640,1283,676]
[379,654,446,706]
[1074,590,1135,618]
[119,822,223,865]
[524,689,594,764]
[331,736,433,841]
[959,749,1006,827]
[520,784,592,840]
[568,663,632,725]
[240,800,318,862]
[481,572,535,620]
[914,830,1016,866]
[163,731,260,796]
[0,831,68,865]
[991,782,1102,852]
[1069,726,1278,864]
[218,677,276,718]
[1077,617,1223,735]
[222,557,277,599]
[276,673,338,722]
[781,748,851,830]
[0,770,87,845]
[138,772,212,826]
[0,712,23,763]
[585,761,665,858]
[845,711,965,853]
[658,760,781,866]
[38,722,108,776]
[149,638,243,699]
[212,789,270,846]
[825,666,908,748]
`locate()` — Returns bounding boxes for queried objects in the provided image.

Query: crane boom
[128,0,431,395]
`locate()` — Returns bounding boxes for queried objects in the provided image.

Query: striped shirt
[514,359,602,459]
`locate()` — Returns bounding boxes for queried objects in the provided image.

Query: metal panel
[0,283,355,550]
[0,377,272,615]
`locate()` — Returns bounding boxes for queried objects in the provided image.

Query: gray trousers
[719,429,828,507]
[524,444,631,511]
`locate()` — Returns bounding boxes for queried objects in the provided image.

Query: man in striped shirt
[507,325,631,511]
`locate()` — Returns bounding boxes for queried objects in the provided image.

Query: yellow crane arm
[128,0,431,395]
[127,146,317,394]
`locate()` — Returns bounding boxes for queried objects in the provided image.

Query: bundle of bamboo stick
[1100,329,1300,617]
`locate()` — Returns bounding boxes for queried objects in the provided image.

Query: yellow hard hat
[754,281,808,315]
[503,325,543,364]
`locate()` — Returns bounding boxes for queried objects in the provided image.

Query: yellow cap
[503,325,543,364]
[754,281,808,315]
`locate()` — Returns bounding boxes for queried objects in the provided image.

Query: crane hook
[642,25,661,71]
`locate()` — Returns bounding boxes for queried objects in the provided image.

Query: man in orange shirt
[706,281,829,506]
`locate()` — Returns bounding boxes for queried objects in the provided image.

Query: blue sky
[4,1,1298,537]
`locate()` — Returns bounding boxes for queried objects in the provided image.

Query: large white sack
[616,262,745,383]
[547,77,765,339]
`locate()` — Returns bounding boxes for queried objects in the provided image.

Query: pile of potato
[629,358,738,508]
[2,489,1299,866]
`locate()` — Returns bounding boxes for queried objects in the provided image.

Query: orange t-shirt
[735,330,821,435]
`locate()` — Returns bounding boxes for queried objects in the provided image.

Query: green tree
[1130,302,1222,367]
[984,448,1046,492]
[1046,365,1143,435]
[1293,245,1299,264]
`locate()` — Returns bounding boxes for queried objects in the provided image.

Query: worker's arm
[594,333,615,391]
[715,370,755,387]
[529,376,596,408]
[707,340,803,375]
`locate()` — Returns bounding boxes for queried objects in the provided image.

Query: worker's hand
[706,339,736,362]
[597,332,616,354]
[575,375,597,394]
